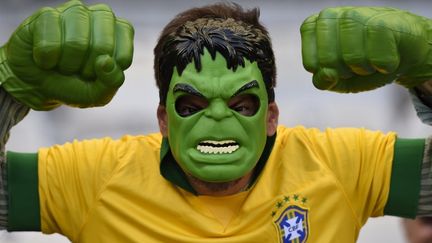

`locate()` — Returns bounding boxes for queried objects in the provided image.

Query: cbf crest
[272,194,309,243]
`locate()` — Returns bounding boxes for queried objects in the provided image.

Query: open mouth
[196,140,239,154]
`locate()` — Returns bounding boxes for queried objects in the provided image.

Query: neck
[187,171,253,196]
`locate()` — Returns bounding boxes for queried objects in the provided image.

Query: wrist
[416,79,432,94]
[0,87,30,148]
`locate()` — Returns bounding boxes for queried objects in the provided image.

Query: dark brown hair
[154,2,276,104]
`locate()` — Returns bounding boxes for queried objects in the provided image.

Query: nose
[204,99,232,121]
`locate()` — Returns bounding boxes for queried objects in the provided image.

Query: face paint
[165,49,269,182]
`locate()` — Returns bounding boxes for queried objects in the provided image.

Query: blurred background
[1,0,432,242]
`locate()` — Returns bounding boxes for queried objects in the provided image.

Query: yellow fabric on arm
[37,134,162,241]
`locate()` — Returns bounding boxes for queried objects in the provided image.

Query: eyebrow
[231,80,259,97]
[173,83,204,97]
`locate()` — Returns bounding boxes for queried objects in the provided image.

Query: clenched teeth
[197,140,239,154]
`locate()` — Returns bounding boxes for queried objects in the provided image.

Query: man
[0,1,432,242]
[403,217,432,243]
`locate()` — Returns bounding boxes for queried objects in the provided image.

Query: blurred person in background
[403,217,432,243]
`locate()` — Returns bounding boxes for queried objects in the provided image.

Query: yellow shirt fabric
[38,125,396,243]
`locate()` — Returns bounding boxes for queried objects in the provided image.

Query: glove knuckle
[370,58,397,74]
[341,8,366,22]
[89,3,113,13]
[64,39,88,52]
[116,18,134,31]
[116,55,132,70]
[92,44,112,55]
[342,52,365,65]
[34,40,59,52]
[318,53,338,68]
[35,7,57,16]
[318,7,340,19]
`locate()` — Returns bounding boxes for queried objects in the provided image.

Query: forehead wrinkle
[175,53,262,99]
[177,67,232,99]
[176,69,216,98]
[219,61,262,96]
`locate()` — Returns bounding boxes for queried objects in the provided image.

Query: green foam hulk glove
[301,7,432,92]
[0,0,134,110]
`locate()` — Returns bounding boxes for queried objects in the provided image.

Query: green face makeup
[165,49,269,182]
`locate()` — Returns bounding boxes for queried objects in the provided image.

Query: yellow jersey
[31,125,410,243]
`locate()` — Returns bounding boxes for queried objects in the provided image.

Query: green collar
[159,133,276,194]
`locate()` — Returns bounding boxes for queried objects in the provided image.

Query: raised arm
[300,7,432,217]
[0,0,134,230]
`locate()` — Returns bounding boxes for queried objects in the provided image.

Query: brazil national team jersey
[6,125,424,242]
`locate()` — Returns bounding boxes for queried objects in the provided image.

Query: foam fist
[0,0,134,110]
[301,7,432,92]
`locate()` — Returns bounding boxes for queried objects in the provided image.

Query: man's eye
[177,105,200,116]
[175,96,208,117]
[233,105,250,114]
[229,94,260,116]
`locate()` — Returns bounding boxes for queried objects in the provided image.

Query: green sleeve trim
[384,138,424,218]
[7,151,40,231]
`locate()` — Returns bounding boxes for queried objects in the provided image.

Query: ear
[266,102,279,136]
[157,105,168,137]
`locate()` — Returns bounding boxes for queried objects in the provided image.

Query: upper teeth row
[200,140,236,145]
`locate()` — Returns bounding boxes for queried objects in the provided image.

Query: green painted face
[165,49,269,182]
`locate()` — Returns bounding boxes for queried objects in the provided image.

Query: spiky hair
[154,3,276,104]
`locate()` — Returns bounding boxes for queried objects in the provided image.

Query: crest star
[276,201,283,208]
